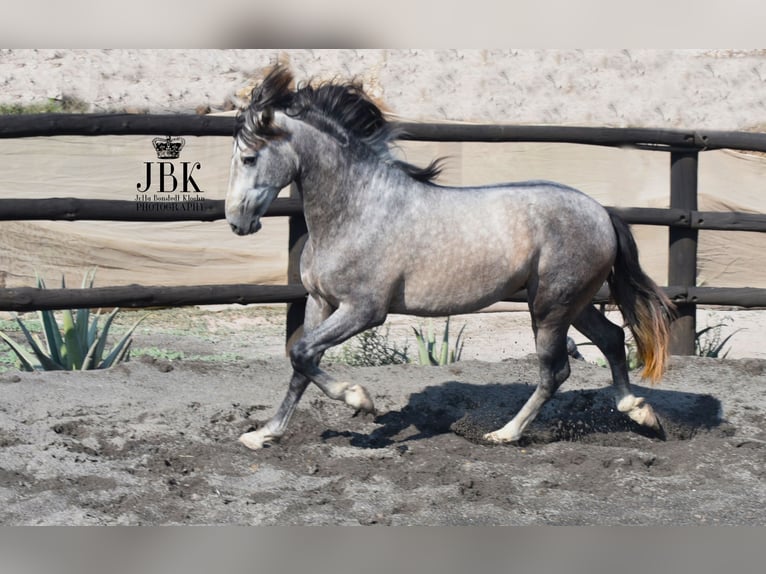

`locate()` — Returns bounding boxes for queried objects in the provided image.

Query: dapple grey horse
[226,65,675,450]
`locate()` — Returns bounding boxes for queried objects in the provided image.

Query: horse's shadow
[321,380,728,448]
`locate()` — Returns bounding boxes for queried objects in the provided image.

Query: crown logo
[152,136,186,160]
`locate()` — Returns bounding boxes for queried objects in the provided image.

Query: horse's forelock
[235,109,269,150]
[234,65,294,145]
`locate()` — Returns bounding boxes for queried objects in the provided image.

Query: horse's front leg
[239,295,334,450]
[238,370,313,450]
[289,301,382,415]
[238,298,380,450]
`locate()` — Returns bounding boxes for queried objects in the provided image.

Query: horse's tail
[607,212,676,384]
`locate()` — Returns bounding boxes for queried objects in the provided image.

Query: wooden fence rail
[2,198,766,232]
[0,283,309,311]
[2,113,766,354]
[0,198,303,222]
[4,113,766,153]
[1,283,763,314]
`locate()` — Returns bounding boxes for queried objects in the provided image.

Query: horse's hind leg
[572,305,660,431]
[484,315,572,444]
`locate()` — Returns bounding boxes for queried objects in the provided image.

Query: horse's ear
[255,106,282,137]
[261,107,274,126]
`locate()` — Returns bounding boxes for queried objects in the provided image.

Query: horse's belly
[390,258,529,316]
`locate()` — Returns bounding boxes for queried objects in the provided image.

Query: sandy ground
[3,49,766,129]
[0,305,764,525]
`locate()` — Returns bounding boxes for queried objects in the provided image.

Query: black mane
[236,65,442,183]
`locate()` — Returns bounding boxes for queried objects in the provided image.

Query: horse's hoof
[239,429,280,450]
[618,395,661,431]
[628,403,661,431]
[483,430,519,445]
[345,384,375,414]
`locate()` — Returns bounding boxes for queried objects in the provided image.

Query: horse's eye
[242,155,257,167]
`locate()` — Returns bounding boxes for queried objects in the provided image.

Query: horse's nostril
[230,223,238,233]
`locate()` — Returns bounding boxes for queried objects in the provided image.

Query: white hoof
[239,428,280,450]
[344,384,375,414]
[628,403,660,430]
[618,395,660,431]
[483,429,520,444]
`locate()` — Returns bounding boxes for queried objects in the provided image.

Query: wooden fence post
[285,184,308,354]
[669,151,699,355]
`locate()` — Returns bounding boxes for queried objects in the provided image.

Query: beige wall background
[1,49,765,290]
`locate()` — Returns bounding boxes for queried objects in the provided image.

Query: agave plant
[412,317,465,366]
[695,320,743,358]
[0,270,145,371]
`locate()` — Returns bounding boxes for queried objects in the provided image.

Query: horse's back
[384,180,616,316]
[436,179,616,259]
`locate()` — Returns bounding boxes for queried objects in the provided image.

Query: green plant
[585,334,642,371]
[133,348,186,361]
[331,326,410,367]
[625,337,642,370]
[695,319,742,358]
[132,348,245,363]
[0,271,145,371]
[0,95,89,115]
[412,317,465,366]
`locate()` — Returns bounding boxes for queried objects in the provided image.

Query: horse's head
[226,66,298,236]
[226,124,297,235]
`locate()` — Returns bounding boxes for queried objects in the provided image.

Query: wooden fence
[2,113,766,355]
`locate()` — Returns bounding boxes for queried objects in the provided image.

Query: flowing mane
[236,65,442,183]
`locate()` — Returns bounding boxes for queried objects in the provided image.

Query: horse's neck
[293,125,391,235]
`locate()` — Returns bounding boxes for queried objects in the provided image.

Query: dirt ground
[0,306,764,525]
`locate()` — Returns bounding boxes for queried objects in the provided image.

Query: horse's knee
[289,339,314,373]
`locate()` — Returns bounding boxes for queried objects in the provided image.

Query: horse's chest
[298,241,356,304]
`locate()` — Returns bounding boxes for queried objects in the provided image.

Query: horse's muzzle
[230,219,262,236]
